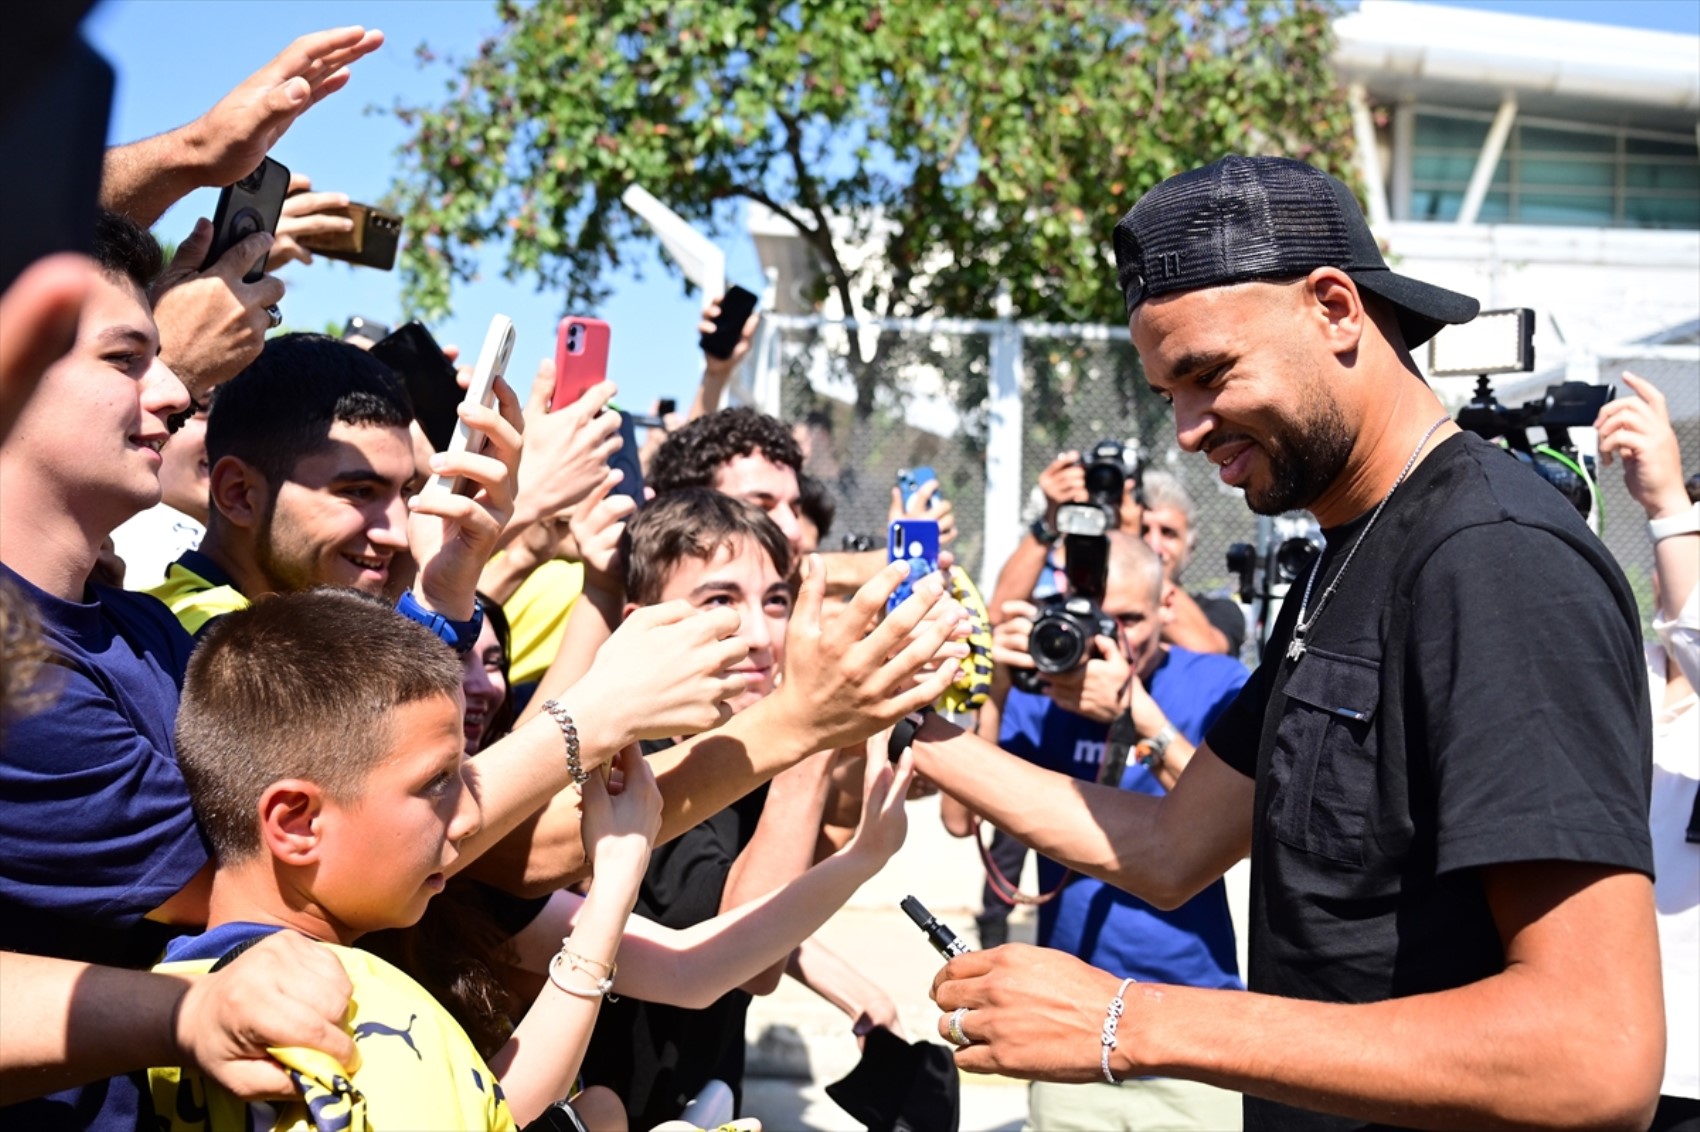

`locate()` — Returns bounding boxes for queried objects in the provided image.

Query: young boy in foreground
[148,588,660,1131]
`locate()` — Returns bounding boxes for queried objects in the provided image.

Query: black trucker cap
[1112,155,1479,347]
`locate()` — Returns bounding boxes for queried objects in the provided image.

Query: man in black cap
[914,155,1661,1131]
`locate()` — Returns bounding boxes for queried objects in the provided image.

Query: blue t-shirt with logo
[998,646,1249,990]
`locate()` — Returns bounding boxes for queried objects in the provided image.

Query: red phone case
[551,316,612,412]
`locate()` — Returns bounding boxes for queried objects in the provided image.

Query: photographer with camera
[972,527,1249,1129]
[989,443,1141,634]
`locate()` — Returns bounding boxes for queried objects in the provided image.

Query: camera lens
[1273,537,1320,583]
[230,208,261,241]
[1031,617,1085,674]
[236,166,265,192]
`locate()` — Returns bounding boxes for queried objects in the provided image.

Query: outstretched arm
[101,27,383,226]
[935,861,1661,1131]
[508,750,912,1010]
[1,933,353,1104]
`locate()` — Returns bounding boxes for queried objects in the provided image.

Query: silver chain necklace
[1286,415,1451,663]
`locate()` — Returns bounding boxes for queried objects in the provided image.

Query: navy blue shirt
[999,646,1248,990]
[1,565,208,1131]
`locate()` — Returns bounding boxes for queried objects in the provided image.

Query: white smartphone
[425,314,516,497]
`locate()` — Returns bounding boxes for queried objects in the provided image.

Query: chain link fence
[754,315,1699,658]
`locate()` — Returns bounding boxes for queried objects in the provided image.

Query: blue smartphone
[897,466,943,510]
[887,519,941,613]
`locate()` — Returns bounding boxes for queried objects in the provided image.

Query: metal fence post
[980,298,1025,592]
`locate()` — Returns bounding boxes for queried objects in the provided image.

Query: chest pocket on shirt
[1269,650,1381,866]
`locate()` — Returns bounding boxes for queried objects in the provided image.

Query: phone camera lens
[236,166,265,192]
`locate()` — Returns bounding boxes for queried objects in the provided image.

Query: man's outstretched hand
[102,27,385,227]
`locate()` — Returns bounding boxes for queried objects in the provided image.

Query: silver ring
[946,1006,972,1049]
[264,304,282,329]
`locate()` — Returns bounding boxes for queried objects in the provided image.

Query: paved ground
[734,794,1253,1132]
[740,794,1034,1131]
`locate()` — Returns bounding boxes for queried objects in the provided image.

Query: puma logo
[352,1014,421,1061]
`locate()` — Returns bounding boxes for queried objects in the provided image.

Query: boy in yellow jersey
[148,588,664,1132]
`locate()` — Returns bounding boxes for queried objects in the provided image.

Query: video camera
[1226,513,1323,655]
[1426,307,1610,525]
[1014,439,1140,691]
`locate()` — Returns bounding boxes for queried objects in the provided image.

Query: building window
[1405,108,1700,229]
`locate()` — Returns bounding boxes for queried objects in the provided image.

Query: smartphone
[897,465,943,510]
[887,518,941,613]
[426,314,516,497]
[699,285,759,361]
[369,321,461,454]
[297,201,402,270]
[200,156,291,284]
[900,895,973,959]
[552,316,612,412]
[606,409,645,507]
[657,397,678,417]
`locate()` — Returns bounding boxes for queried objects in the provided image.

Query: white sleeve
[1653,584,1700,692]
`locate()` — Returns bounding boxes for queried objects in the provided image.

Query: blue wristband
[396,590,484,656]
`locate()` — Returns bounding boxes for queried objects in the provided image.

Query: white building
[1334,0,1698,404]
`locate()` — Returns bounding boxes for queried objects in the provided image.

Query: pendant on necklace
[1287,630,1307,662]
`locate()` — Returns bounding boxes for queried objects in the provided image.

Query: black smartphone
[369,321,462,453]
[0,34,113,294]
[299,201,402,271]
[607,409,645,507]
[699,285,759,360]
[657,397,678,417]
[201,156,291,284]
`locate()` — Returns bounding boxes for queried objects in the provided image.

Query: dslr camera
[1015,439,1140,690]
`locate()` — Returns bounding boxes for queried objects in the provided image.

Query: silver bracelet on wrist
[1101,976,1136,1084]
[540,698,589,787]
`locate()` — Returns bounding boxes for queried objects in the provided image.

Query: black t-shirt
[578,740,770,1128]
[1205,433,1652,1132]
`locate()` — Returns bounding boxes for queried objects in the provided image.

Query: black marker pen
[901,895,974,959]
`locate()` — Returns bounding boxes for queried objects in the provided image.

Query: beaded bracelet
[548,945,618,1000]
[540,698,589,787]
[1100,977,1136,1084]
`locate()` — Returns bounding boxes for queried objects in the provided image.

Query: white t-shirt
[1647,630,1699,1100]
[109,504,204,591]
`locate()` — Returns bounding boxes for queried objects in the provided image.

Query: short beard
[252,495,324,596]
[1245,394,1356,516]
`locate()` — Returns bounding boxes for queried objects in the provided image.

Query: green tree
[391,0,1354,415]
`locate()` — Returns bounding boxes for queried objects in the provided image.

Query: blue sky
[83,0,1698,410]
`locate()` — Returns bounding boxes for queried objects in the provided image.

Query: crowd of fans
[1,14,1695,1132]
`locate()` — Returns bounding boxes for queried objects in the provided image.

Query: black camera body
[1027,593,1118,676]
[1456,375,1613,520]
[1015,437,1139,691]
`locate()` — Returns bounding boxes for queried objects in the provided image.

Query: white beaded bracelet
[1100,977,1136,1085]
[547,946,617,1000]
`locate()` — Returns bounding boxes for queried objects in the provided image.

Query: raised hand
[581,745,662,879]
[151,219,283,399]
[512,358,624,528]
[771,557,970,753]
[1596,372,1689,521]
[573,602,750,744]
[845,731,913,867]
[888,479,958,545]
[266,172,354,270]
[408,376,523,620]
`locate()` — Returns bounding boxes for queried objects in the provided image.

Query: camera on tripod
[1014,439,1140,690]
